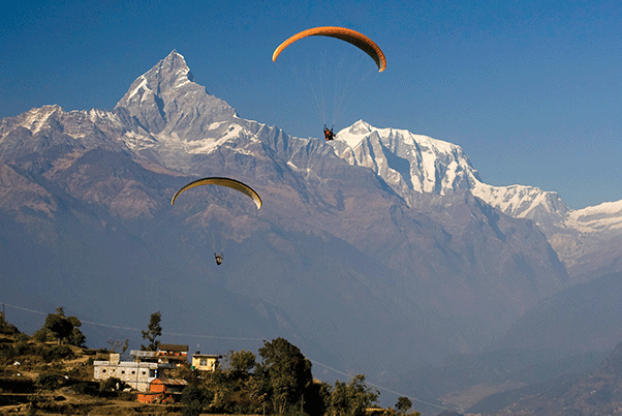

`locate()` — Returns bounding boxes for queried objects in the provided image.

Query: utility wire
[1,301,452,412]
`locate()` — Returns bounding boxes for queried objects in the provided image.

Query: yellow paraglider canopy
[171,177,262,209]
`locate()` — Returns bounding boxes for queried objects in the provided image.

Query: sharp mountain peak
[114,50,236,139]
[4,51,622,280]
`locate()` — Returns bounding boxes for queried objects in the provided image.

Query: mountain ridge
[329,116,622,279]
[1,50,620,413]
[468,339,622,415]
[0,48,566,338]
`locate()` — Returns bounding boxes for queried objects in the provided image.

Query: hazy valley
[2,51,622,415]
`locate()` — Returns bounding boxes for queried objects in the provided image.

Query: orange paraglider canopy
[272,26,386,72]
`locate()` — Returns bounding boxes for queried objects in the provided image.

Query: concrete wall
[93,360,161,391]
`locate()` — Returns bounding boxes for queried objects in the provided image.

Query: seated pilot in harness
[323,126,336,141]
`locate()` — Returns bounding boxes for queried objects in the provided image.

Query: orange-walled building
[136,378,188,404]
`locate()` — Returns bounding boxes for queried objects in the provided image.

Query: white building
[93,353,174,392]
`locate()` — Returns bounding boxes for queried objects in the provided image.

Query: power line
[1,301,452,412]
[307,359,449,411]
[1,303,48,316]
[0,302,264,340]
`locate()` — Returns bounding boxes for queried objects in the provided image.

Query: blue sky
[2,0,622,209]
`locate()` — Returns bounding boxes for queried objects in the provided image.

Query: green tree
[306,379,332,416]
[396,396,412,414]
[141,311,162,351]
[258,337,313,415]
[382,408,396,416]
[108,339,122,351]
[209,366,234,411]
[67,315,86,346]
[43,307,85,346]
[330,380,349,416]
[106,338,130,353]
[122,338,130,354]
[182,384,206,416]
[328,375,379,416]
[207,351,263,413]
[228,349,256,376]
[44,309,72,344]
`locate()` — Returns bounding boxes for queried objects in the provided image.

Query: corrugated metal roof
[130,350,158,357]
[93,360,172,369]
[155,378,189,386]
[159,344,189,352]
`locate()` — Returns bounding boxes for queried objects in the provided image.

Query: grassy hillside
[0,330,187,415]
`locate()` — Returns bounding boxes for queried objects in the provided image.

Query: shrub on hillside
[36,372,62,391]
[71,382,99,396]
[0,314,20,336]
[99,377,128,392]
[41,345,73,361]
[33,329,51,343]
[0,339,39,359]
[0,377,35,393]
[14,340,34,356]
[0,346,13,360]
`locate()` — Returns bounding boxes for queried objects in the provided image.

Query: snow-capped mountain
[545,200,622,278]
[113,49,244,170]
[332,121,479,201]
[332,120,569,226]
[106,49,614,270]
[1,50,619,398]
[330,120,622,278]
[565,200,622,233]
[3,49,619,281]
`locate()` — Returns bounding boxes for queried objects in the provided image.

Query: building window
[149,369,156,378]
[200,359,207,366]
[121,371,125,374]
[102,369,106,373]
[131,371,135,375]
[142,371,146,375]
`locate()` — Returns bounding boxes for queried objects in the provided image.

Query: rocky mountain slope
[0,50,616,411]
[0,52,566,365]
[330,121,622,281]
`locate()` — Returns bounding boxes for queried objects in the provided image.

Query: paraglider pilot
[215,253,223,266]
[324,126,336,141]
